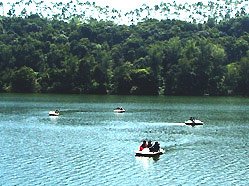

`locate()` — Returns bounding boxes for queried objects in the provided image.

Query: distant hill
[0,1,248,95]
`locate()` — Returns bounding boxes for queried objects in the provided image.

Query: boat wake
[139,122,186,127]
[163,122,185,126]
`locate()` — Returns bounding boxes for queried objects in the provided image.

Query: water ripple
[1,95,249,186]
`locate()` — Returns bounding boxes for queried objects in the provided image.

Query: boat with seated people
[135,141,164,157]
[49,110,59,116]
[185,117,203,126]
[113,107,125,113]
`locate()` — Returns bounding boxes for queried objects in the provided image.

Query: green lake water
[0,94,248,185]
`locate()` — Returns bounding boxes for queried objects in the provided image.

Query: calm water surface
[0,94,248,186]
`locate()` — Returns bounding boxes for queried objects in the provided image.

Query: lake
[0,94,248,185]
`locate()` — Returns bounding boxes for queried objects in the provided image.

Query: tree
[0,4,248,96]
[76,56,94,93]
[224,63,240,95]
[131,68,158,95]
[0,42,14,70]
[237,54,249,96]
[11,66,38,92]
[161,37,182,95]
[91,65,107,94]
[112,62,133,94]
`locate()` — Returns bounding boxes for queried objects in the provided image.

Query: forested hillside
[0,1,249,95]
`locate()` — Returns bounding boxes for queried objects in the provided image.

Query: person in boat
[190,117,196,124]
[150,141,160,152]
[55,109,59,113]
[139,140,147,151]
[115,107,123,110]
[147,140,153,148]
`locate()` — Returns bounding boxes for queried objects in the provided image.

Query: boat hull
[185,119,203,125]
[135,151,163,157]
[113,109,125,113]
[49,111,59,116]
[135,148,164,157]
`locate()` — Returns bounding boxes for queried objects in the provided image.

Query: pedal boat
[185,117,203,125]
[49,110,59,116]
[135,148,164,157]
[113,107,125,113]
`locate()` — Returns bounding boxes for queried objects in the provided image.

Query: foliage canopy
[0,0,249,95]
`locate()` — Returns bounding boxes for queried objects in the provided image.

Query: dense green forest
[0,0,249,95]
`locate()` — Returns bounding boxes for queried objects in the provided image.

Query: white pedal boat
[113,107,125,113]
[135,148,164,157]
[185,117,203,125]
[49,110,59,116]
